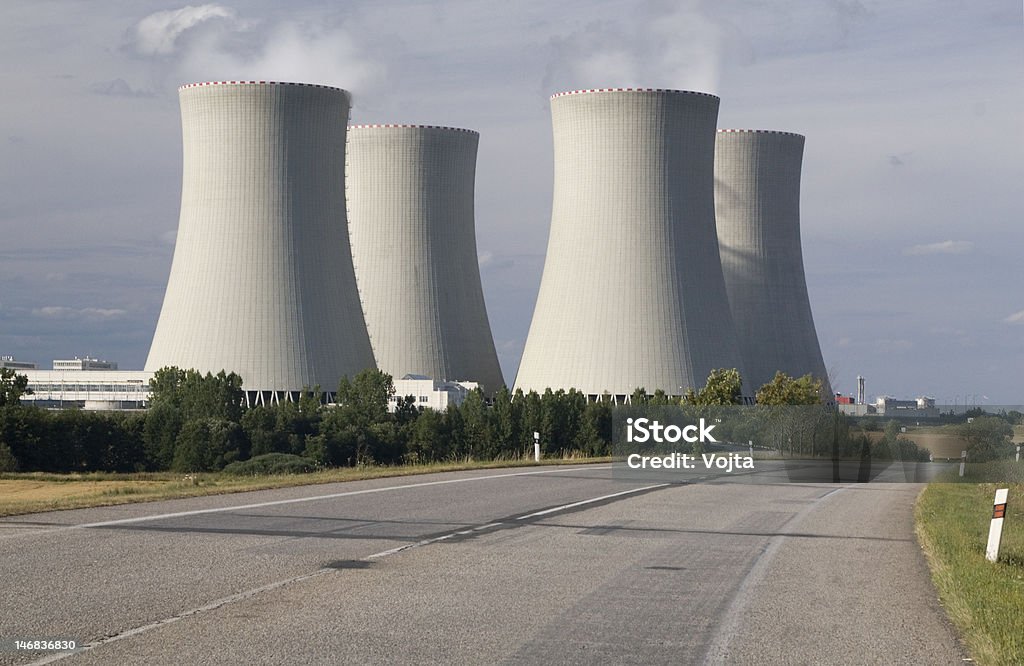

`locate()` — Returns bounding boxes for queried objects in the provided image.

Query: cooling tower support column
[346,125,504,394]
[515,88,746,399]
[714,129,831,398]
[146,81,376,401]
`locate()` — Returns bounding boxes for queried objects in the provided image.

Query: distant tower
[714,129,832,398]
[857,375,865,405]
[147,81,375,404]
[515,89,746,399]
[346,124,504,393]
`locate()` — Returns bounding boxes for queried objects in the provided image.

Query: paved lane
[0,466,966,664]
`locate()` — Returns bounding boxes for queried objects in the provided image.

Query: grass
[915,460,1024,665]
[0,454,610,517]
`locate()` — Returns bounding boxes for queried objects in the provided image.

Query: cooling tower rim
[718,128,804,139]
[551,87,718,100]
[178,81,349,93]
[348,124,478,135]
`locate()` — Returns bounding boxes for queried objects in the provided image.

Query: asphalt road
[0,465,967,664]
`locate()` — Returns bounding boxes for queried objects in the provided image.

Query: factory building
[146,81,376,404]
[19,369,152,410]
[389,374,481,412]
[515,88,746,401]
[714,130,831,397]
[1,356,36,370]
[346,125,504,394]
[53,356,117,371]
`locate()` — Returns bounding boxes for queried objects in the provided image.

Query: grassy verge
[0,455,610,517]
[915,460,1024,665]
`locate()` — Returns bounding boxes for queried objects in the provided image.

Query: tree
[0,368,31,407]
[144,367,245,469]
[683,368,743,406]
[958,416,1014,462]
[172,418,245,472]
[755,371,823,406]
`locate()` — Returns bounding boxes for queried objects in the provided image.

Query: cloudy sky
[1,1,1021,404]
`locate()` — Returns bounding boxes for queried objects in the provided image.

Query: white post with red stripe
[986,488,1009,563]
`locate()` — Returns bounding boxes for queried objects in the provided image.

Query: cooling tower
[146,81,375,403]
[346,125,504,394]
[714,129,831,397]
[515,88,746,399]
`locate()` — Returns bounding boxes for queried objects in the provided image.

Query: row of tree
[1,365,1013,473]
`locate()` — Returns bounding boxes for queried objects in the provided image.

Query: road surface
[0,465,967,664]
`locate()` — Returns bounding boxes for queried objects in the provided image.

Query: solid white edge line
[69,465,612,530]
[515,483,670,520]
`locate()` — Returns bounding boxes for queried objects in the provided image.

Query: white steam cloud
[130,5,382,94]
[132,4,235,55]
[544,1,727,94]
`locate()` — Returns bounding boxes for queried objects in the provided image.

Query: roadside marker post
[1016,444,1020,462]
[959,450,967,477]
[986,488,1009,563]
[749,440,753,457]
[533,431,540,462]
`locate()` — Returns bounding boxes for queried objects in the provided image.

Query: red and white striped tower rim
[178,81,351,97]
[348,124,478,136]
[550,87,719,100]
[718,128,804,139]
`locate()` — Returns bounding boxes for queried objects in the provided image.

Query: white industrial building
[388,374,481,412]
[515,88,747,401]
[346,124,504,394]
[1,356,36,370]
[146,81,376,405]
[19,369,152,410]
[53,356,118,371]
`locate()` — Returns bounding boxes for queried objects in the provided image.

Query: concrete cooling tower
[714,129,831,397]
[515,88,746,400]
[346,125,504,394]
[146,81,375,404]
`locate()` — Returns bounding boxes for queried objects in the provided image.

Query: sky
[1,0,1021,404]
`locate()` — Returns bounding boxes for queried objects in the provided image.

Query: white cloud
[32,306,128,320]
[1005,310,1024,324]
[902,240,973,256]
[478,250,514,271]
[132,4,235,56]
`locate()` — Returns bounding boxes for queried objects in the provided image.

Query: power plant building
[346,125,504,394]
[515,89,746,400]
[714,130,831,397]
[146,81,375,404]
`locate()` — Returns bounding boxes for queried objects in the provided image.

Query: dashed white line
[515,484,670,520]
[6,465,610,533]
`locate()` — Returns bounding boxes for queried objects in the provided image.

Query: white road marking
[26,470,657,665]
[23,465,610,531]
[514,484,670,520]
[29,567,336,665]
[701,485,848,664]
[366,522,504,559]
[365,482,671,559]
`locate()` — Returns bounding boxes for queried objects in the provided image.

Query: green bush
[221,453,318,476]
[0,441,17,472]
